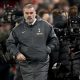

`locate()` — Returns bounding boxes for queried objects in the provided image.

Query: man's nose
[28,13,31,16]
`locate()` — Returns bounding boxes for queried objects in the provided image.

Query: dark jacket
[0,31,10,80]
[0,31,9,63]
[6,18,59,62]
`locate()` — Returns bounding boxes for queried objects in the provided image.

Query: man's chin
[26,19,33,24]
[28,20,33,23]
[27,21,33,25]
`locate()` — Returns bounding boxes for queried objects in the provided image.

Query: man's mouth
[27,17,32,20]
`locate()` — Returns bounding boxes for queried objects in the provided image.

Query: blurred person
[6,3,59,80]
[68,5,80,79]
[42,13,50,22]
[68,5,80,36]
[61,1,69,21]
[0,7,4,16]
[0,19,12,80]
[68,5,78,16]
[52,0,69,10]
[52,8,70,80]
[52,9,65,28]
[51,0,60,4]
[47,3,54,24]
[38,9,50,23]
[51,0,62,9]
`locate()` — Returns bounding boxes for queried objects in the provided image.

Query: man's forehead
[24,7,35,12]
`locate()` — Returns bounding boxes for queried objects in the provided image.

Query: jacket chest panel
[17,26,45,44]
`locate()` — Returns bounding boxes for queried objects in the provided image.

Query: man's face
[23,7,36,24]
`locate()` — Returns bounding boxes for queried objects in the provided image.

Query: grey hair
[23,4,35,10]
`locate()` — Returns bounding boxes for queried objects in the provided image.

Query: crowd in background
[0,0,80,80]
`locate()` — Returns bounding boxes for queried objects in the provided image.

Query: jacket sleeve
[47,26,59,53]
[47,26,59,67]
[6,30,20,56]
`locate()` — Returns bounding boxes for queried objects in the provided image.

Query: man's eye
[30,12,33,14]
[25,12,28,14]
[25,12,33,14]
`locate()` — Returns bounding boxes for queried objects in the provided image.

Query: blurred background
[0,0,80,80]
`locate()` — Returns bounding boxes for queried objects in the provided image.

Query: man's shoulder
[12,21,24,32]
[36,16,53,28]
[40,19,53,28]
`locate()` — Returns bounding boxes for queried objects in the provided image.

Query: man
[6,4,59,80]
